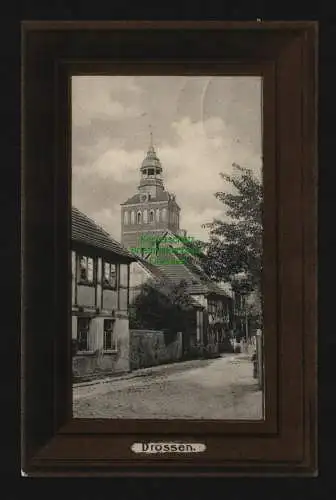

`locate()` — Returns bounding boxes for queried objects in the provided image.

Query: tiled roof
[132,258,203,309]
[134,230,229,298]
[121,190,170,205]
[155,251,229,297]
[71,207,136,261]
[182,256,230,297]
[135,256,169,281]
[142,261,165,280]
[158,264,227,296]
[157,263,208,294]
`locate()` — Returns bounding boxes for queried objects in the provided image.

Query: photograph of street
[71,75,264,419]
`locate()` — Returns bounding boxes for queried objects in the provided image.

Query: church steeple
[139,129,164,196]
[121,132,184,250]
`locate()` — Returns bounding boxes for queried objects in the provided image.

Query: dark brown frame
[21,21,318,476]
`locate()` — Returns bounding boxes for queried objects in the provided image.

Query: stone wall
[130,330,183,370]
[72,351,120,379]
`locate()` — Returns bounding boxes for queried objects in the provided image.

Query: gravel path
[73,353,263,420]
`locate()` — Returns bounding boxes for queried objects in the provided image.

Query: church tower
[121,133,184,253]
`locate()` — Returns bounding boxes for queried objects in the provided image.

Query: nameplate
[131,442,206,454]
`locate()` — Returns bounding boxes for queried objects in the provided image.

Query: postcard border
[21,21,318,476]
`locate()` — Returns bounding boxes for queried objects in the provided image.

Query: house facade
[71,207,136,379]
[156,241,233,353]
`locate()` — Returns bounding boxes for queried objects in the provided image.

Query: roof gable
[121,190,170,205]
[71,207,136,261]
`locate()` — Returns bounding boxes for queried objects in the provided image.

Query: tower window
[148,168,154,176]
[149,210,154,223]
[143,209,148,224]
[124,211,129,225]
[137,211,142,224]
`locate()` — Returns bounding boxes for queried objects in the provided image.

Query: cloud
[90,207,122,241]
[72,76,142,127]
[157,116,261,241]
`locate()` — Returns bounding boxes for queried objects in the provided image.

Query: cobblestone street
[73,353,263,419]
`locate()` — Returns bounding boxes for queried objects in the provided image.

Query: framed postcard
[21,21,318,476]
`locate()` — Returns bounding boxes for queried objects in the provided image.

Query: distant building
[129,232,233,354]
[231,272,262,338]
[71,207,136,379]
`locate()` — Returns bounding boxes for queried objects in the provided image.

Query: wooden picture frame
[21,21,318,476]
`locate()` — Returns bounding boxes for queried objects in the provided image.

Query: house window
[124,211,129,225]
[208,300,216,315]
[137,211,142,224]
[103,262,117,288]
[119,264,129,287]
[131,211,135,224]
[79,256,95,283]
[77,317,90,351]
[103,318,117,351]
[149,210,154,223]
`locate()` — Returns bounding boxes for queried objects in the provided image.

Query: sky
[72,75,262,242]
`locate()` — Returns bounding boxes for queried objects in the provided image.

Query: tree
[202,163,263,297]
[129,279,197,334]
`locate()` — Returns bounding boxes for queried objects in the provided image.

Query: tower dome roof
[140,131,162,171]
[141,146,162,170]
